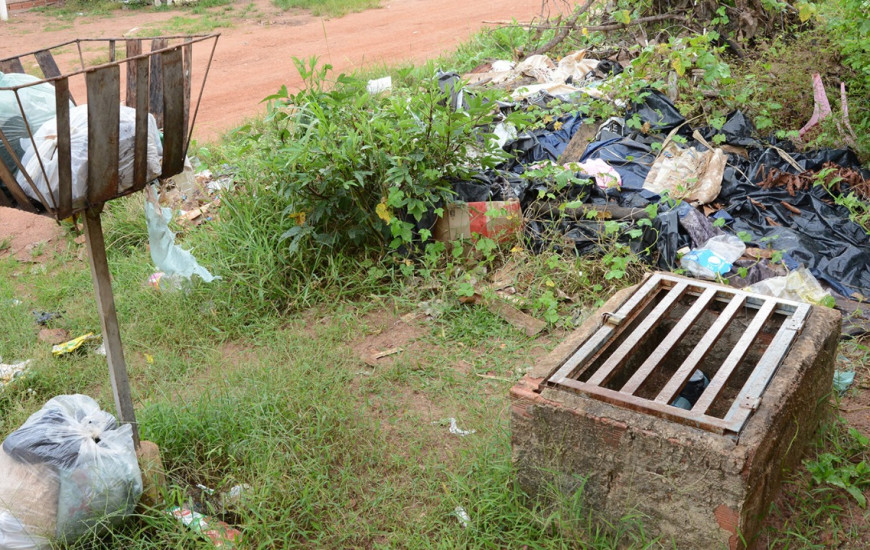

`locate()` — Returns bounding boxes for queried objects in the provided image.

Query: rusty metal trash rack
[0,34,220,447]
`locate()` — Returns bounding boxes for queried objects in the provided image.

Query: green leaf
[798,2,815,22]
[671,56,686,77]
[712,217,726,228]
[845,485,867,508]
[614,9,631,24]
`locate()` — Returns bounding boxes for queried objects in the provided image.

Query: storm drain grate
[546,273,810,435]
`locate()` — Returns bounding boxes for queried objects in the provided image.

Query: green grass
[3,7,870,549]
[270,0,379,18]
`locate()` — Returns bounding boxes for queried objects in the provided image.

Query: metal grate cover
[546,273,811,435]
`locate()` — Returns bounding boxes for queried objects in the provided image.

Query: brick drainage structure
[511,273,840,549]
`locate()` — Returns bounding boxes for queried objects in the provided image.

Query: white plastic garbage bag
[0,395,142,549]
[0,72,73,179]
[680,234,746,279]
[16,104,162,210]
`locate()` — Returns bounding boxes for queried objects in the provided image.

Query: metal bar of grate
[722,303,811,429]
[654,293,746,405]
[586,281,689,387]
[549,273,663,385]
[691,300,777,415]
[620,287,718,395]
[557,378,733,434]
[546,273,810,436]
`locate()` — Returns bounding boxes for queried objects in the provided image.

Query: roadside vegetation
[1,0,869,547]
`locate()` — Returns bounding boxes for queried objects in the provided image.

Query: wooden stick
[83,207,140,448]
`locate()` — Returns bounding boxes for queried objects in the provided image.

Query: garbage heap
[443,51,870,333]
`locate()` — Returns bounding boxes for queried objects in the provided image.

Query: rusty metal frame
[546,273,811,435]
[0,34,219,219]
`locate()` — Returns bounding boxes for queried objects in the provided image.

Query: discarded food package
[169,506,241,548]
[0,395,142,549]
[51,332,99,357]
[0,73,73,182]
[642,143,726,204]
[0,358,31,387]
[16,104,163,210]
[433,198,522,242]
[680,234,746,279]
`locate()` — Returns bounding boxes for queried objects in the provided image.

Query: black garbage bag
[625,88,689,135]
[502,114,588,169]
[579,136,657,189]
[696,110,762,149]
[450,169,529,203]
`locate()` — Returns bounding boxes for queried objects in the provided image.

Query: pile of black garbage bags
[448,83,870,323]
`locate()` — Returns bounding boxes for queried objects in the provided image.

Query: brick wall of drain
[512,284,840,549]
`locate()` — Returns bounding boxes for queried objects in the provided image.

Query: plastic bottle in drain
[671,369,709,410]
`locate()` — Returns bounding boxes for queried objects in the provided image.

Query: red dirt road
[2,0,556,142]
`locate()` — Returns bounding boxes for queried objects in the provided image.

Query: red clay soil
[0,206,64,262]
[1,0,557,142]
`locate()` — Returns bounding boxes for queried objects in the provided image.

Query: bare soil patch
[0,207,65,263]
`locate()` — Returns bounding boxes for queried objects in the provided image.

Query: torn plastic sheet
[625,88,688,135]
[460,76,870,305]
[720,153,870,298]
[503,115,589,167]
[145,189,218,283]
[745,267,832,306]
[833,370,855,394]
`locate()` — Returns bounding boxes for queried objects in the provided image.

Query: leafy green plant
[254,57,514,256]
[805,427,870,507]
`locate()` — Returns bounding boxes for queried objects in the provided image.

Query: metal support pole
[82,207,140,448]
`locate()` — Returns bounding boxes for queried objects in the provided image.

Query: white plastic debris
[0,358,31,387]
[447,418,475,436]
[746,267,832,305]
[680,234,746,279]
[145,188,218,282]
[0,395,142,548]
[17,104,162,210]
[453,506,470,528]
[490,60,515,72]
[366,76,392,94]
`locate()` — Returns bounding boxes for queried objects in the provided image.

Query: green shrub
[247,58,511,255]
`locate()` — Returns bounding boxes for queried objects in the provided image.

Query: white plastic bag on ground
[0,395,142,548]
[643,142,727,205]
[746,267,832,305]
[16,104,162,210]
[680,234,746,279]
[145,188,217,282]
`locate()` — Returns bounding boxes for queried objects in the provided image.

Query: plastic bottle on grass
[147,272,184,293]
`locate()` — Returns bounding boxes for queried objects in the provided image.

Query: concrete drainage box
[511,272,841,549]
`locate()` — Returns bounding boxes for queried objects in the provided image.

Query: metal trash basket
[0,34,219,219]
[0,35,219,446]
